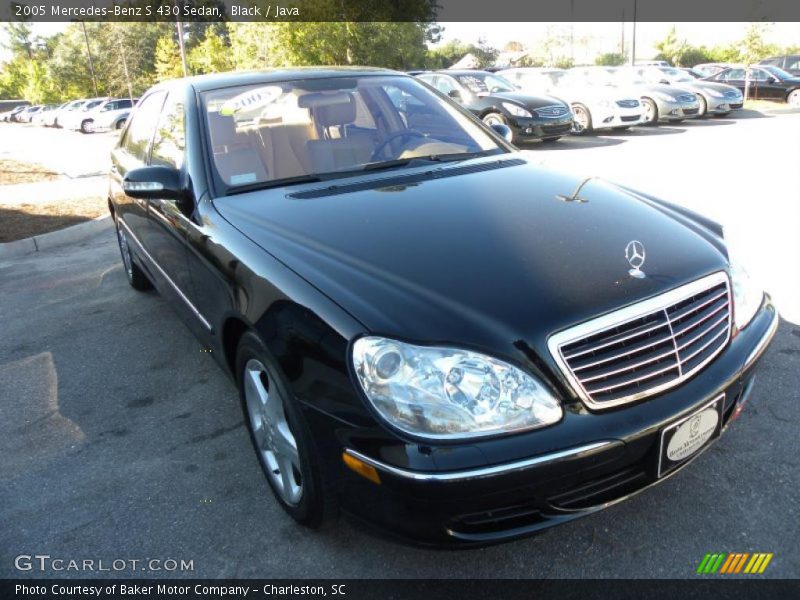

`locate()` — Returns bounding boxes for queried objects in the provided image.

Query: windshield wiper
[226,174,323,195]
[360,150,499,172]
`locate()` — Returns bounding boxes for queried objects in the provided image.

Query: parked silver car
[648,67,744,116]
[88,97,136,132]
[577,67,701,125]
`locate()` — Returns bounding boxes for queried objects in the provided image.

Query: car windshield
[202,75,504,191]
[762,65,793,79]
[83,100,104,111]
[659,67,695,83]
[571,69,617,87]
[455,73,517,95]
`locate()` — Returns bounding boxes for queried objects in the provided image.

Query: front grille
[541,123,573,135]
[683,107,699,115]
[676,93,696,103]
[616,99,640,108]
[548,272,731,409]
[535,105,569,118]
[620,115,641,122]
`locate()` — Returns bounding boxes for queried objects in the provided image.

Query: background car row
[0,96,136,132]
[412,65,753,142]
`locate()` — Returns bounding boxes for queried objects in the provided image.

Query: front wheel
[237,332,338,527]
[787,89,800,106]
[80,119,93,134]
[642,98,659,125]
[698,95,708,117]
[115,218,152,291]
[571,104,592,134]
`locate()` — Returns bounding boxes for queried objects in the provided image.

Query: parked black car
[416,70,574,143]
[759,55,800,77]
[705,65,800,105]
[110,68,777,547]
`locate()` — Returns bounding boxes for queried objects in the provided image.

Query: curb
[0,215,112,260]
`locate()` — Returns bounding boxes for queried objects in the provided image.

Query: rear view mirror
[123,166,182,201]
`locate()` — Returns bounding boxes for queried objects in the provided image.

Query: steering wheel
[371,130,426,161]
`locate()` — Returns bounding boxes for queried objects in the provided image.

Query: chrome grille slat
[548,272,731,410]
[562,318,670,360]
[579,346,680,384]
[668,289,727,322]
[675,313,729,352]
[671,298,728,337]
[571,331,675,372]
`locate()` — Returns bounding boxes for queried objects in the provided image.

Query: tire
[541,136,561,143]
[642,98,658,125]
[698,95,708,117]
[80,119,93,134]
[571,103,592,134]
[115,217,152,291]
[236,331,338,528]
[788,89,800,106]
[115,118,127,130]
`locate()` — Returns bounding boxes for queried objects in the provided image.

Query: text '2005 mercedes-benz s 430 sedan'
[109,68,778,547]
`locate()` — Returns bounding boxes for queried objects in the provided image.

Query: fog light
[603,116,613,123]
[342,451,381,485]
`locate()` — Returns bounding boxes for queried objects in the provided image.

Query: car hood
[488,91,566,108]
[214,156,728,364]
[687,81,741,95]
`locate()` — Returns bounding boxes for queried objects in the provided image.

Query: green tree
[188,29,234,74]
[595,52,626,66]
[653,26,689,65]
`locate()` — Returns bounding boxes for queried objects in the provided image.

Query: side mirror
[768,77,778,84]
[660,79,671,85]
[122,166,183,201]
[489,122,514,143]
[448,89,463,102]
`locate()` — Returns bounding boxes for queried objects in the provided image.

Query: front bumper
[656,98,701,120]
[510,115,574,140]
[336,299,778,546]
[593,105,645,130]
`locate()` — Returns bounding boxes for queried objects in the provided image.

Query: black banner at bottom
[3,579,799,600]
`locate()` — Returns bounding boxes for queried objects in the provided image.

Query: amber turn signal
[342,452,381,485]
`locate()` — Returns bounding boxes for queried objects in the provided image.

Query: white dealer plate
[657,394,724,478]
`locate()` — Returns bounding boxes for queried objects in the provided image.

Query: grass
[0,196,107,243]
[0,159,61,185]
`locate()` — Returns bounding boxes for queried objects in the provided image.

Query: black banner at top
[1,0,800,22]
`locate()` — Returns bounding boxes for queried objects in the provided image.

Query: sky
[1,21,799,64]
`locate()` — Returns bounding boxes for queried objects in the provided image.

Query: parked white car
[500,67,645,133]
[87,97,136,132]
[60,97,109,133]
[31,104,60,126]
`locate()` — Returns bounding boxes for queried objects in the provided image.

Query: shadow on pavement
[603,126,686,137]
[519,135,627,151]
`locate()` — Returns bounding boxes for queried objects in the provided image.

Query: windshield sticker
[219,86,283,117]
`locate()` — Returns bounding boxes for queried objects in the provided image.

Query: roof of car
[149,67,404,93]
[429,70,492,76]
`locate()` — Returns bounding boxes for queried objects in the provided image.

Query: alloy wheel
[572,106,589,133]
[116,224,134,281]
[243,359,303,505]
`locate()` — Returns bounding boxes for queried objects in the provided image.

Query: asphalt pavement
[1,111,799,579]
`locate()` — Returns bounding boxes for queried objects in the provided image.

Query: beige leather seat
[207,112,269,185]
[299,92,376,173]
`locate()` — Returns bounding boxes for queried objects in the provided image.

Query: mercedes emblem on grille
[625,240,646,279]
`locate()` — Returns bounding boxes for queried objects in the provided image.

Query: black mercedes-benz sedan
[704,65,800,106]
[416,70,574,143]
[109,68,777,547]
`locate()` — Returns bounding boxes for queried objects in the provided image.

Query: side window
[150,94,185,169]
[118,99,132,109]
[122,92,167,162]
[433,76,458,95]
[722,69,745,81]
[749,68,768,81]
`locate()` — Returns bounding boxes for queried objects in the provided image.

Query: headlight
[729,259,763,331]
[501,102,532,118]
[352,337,562,439]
